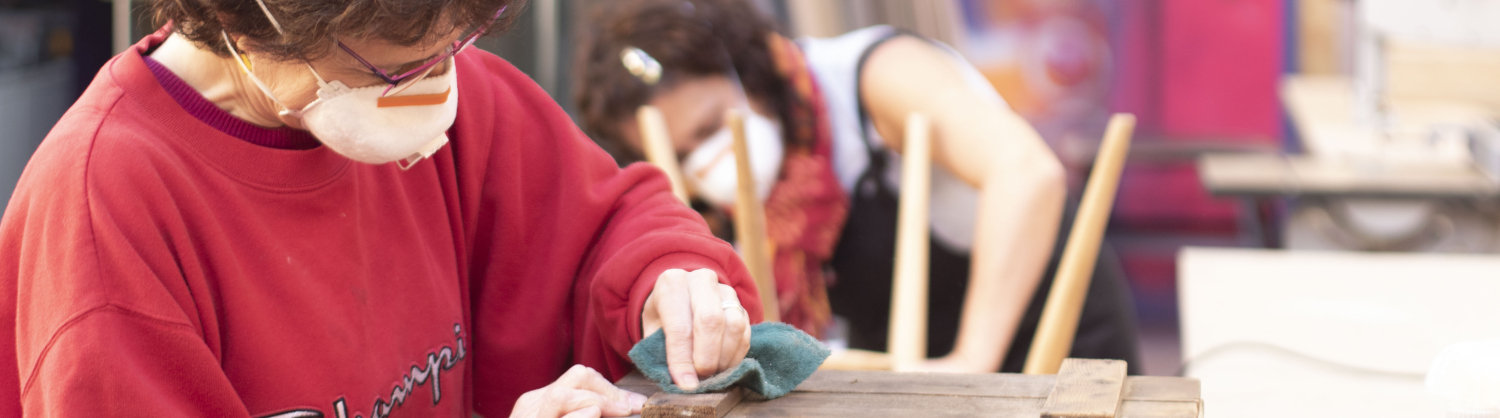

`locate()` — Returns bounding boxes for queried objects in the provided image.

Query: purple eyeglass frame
[336,6,507,93]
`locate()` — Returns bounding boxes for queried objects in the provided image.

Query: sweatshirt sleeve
[0,110,251,417]
[449,52,762,416]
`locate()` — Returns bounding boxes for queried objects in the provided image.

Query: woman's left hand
[640,268,753,391]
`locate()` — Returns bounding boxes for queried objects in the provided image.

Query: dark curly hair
[151,0,524,61]
[573,0,799,162]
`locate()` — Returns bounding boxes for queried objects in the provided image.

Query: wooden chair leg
[637,106,691,205]
[1023,114,1136,375]
[889,113,933,372]
[728,109,780,322]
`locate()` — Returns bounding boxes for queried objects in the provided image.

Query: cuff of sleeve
[628,252,726,343]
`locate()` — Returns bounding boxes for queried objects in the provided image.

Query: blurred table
[1196,76,1500,248]
[1198,153,1500,199]
[1178,247,1500,418]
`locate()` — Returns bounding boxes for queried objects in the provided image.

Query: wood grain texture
[1039,359,1127,418]
[643,387,745,418]
[617,368,1199,418]
[888,113,932,371]
[727,110,780,322]
[1024,114,1135,375]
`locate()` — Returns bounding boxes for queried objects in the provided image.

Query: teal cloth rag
[628,322,830,399]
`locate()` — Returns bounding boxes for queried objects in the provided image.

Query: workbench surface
[1179,247,1500,418]
[616,370,1201,418]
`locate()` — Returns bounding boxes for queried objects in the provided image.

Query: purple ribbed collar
[141,56,321,150]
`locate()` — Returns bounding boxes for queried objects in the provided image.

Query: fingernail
[677,372,699,390]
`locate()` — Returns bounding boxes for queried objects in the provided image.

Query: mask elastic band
[221,30,290,111]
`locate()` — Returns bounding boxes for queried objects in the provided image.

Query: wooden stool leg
[889,113,933,371]
[728,109,780,322]
[1023,114,1135,375]
[637,106,691,205]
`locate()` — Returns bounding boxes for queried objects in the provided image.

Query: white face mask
[220,23,457,169]
[680,109,784,208]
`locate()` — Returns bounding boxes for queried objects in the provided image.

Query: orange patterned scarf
[759,33,849,338]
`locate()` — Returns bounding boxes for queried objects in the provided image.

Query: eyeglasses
[338,6,507,95]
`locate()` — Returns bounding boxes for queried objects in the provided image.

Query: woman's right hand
[509,365,648,418]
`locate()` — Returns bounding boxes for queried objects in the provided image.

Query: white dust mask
[680,109,785,207]
[297,60,457,168]
[221,31,458,170]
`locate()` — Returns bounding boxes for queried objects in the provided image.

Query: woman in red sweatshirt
[0,0,757,417]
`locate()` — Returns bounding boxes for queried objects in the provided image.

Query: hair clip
[621,46,662,85]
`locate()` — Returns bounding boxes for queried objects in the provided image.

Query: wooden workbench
[1198,152,1500,199]
[1178,247,1500,418]
[615,369,1201,418]
[1198,76,1500,200]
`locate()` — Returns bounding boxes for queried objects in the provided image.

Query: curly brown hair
[573,0,799,162]
[151,0,524,61]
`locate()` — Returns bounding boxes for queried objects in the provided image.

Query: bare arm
[860,36,1066,372]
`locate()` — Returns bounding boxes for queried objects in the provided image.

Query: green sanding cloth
[628,322,830,399]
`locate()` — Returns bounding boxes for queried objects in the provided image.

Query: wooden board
[617,369,1200,418]
[644,388,745,418]
[1197,152,1500,199]
[1040,359,1127,418]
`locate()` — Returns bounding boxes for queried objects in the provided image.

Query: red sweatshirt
[0,31,761,418]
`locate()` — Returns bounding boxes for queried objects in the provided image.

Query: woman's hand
[509,365,647,418]
[640,268,753,390]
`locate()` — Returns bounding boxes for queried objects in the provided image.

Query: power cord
[1174,340,1427,381]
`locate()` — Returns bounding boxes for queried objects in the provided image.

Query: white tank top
[798,26,1010,253]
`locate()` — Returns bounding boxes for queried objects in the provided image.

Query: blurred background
[4,1,1499,416]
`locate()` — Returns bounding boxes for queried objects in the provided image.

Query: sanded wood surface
[727,110,780,322]
[1024,114,1135,375]
[1040,359,1127,418]
[644,387,745,418]
[617,369,1199,418]
[888,113,932,372]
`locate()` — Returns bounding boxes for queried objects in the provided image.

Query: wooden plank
[1122,376,1201,402]
[620,370,1198,401]
[1024,115,1135,375]
[616,370,1199,418]
[727,109,779,322]
[888,113,932,371]
[729,392,1044,418]
[1386,40,1500,115]
[1197,153,1500,199]
[643,387,745,418]
[1039,359,1128,418]
[1297,0,1342,75]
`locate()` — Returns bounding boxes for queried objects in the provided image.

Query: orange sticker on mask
[377,87,451,108]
